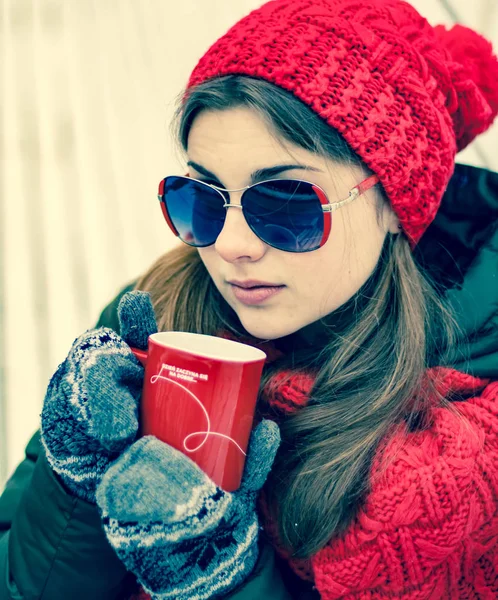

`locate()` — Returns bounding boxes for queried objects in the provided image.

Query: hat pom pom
[434,24,498,151]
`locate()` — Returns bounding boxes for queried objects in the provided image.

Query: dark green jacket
[1,163,497,599]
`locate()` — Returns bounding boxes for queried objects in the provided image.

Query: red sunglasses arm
[356,174,379,195]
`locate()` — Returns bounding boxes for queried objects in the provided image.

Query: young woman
[1,0,498,598]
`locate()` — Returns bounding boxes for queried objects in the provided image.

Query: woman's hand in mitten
[96,419,281,600]
[40,291,158,503]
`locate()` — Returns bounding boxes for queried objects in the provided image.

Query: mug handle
[130,347,148,367]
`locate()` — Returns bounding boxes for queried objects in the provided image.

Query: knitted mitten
[96,419,281,600]
[40,291,158,503]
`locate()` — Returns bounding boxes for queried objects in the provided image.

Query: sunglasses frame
[158,173,379,252]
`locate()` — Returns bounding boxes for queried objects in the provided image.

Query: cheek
[277,250,342,320]
[196,248,229,293]
[299,207,383,311]
[197,248,217,277]
[292,250,347,313]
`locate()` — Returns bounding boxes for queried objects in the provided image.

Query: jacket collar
[415,164,498,379]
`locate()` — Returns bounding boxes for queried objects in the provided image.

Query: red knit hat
[185,0,498,246]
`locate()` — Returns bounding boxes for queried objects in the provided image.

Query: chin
[237,316,298,341]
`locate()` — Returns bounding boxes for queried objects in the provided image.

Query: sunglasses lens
[244,180,324,252]
[162,177,225,246]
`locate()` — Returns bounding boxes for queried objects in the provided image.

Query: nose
[214,199,268,262]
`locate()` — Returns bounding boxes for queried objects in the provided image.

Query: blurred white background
[1,0,498,487]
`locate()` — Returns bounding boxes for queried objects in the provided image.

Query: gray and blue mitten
[40,291,158,503]
[96,419,281,600]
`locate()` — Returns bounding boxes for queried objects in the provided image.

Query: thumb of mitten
[239,419,281,494]
[118,291,158,350]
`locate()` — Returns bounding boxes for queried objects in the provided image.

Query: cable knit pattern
[186,0,498,246]
[311,369,498,598]
[253,366,498,599]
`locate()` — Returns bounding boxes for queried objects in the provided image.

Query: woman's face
[188,107,400,340]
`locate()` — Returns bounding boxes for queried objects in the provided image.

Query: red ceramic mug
[130,332,267,491]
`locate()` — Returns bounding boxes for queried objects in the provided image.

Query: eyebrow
[187,160,323,184]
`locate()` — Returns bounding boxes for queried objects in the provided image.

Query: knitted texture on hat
[186,0,498,246]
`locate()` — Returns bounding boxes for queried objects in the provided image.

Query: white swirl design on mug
[150,365,246,456]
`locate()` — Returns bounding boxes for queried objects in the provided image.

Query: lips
[228,279,282,289]
[233,284,279,290]
[229,283,285,305]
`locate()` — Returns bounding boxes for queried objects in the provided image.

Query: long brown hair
[136,75,461,558]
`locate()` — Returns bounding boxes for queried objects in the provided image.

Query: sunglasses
[158,173,379,253]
